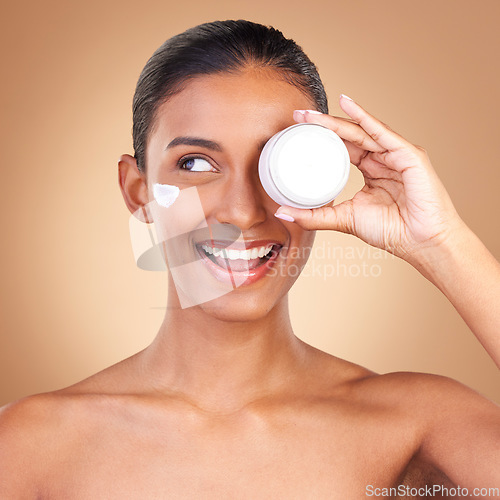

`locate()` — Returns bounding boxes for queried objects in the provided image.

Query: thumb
[274,201,355,234]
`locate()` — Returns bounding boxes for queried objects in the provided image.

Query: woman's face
[144,67,317,321]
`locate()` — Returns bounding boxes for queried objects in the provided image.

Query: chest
[44,409,418,499]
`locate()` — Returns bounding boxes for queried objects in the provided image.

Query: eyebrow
[166,136,222,152]
[166,136,269,153]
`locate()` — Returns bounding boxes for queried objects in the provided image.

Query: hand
[275,95,464,263]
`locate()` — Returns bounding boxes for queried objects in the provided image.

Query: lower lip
[195,245,282,286]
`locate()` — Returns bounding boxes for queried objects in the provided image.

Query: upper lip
[195,239,283,251]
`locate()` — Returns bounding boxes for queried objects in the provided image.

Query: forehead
[150,68,315,143]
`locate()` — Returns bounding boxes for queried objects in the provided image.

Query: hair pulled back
[132,19,329,172]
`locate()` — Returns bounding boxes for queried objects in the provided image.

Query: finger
[342,139,370,166]
[338,95,411,152]
[369,150,401,170]
[293,110,385,153]
[370,148,428,175]
[339,140,403,183]
[359,152,403,182]
[274,202,354,235]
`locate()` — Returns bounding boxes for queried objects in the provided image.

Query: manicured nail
[340,94,353,101]
[306,109,322,114]
[293,110,307,121]
[274,212,295,222]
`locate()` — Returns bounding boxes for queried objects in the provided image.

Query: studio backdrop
[1,0,499,405]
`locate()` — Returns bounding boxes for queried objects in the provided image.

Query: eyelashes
[177,155,218,173]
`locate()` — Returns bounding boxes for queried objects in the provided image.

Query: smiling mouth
[195,241,283,273]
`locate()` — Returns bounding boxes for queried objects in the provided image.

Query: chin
[193,288,284,323]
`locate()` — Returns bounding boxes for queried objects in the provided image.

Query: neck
[139,287,309,414]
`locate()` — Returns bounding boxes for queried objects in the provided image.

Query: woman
[0,19,499,498]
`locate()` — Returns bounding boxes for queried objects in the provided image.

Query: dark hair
[132,19,329,172]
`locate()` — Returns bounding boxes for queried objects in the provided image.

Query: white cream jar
[258,123,350,209]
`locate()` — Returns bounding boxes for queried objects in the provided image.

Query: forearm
[410,219,500,368]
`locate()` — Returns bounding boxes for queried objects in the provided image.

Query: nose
[213,165,268,231]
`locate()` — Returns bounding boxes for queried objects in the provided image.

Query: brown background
[1,0,499,406]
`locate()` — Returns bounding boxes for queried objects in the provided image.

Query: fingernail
[293,110,306,121]
[340,94,353,101]
[306,109,322,115]
[274,212,295,222]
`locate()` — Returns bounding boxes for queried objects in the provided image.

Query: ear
[118,154,153,223]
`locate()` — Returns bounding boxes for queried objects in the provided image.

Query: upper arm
[416,375,500,491]
[0,396,55,499]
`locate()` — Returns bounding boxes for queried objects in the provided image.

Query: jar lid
[269,123,350,207]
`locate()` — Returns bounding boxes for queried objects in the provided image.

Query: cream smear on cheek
[153,183,180,208]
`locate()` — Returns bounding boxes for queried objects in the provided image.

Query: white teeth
[202,244,213,255]
[240,249,251,260]
[200,244,275,261]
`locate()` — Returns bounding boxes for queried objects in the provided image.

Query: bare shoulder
[342,368,500,485]
[307,351,485,411]
[347,369,500,458]
[315,350,499,438]
[0,354,146,437]
[0,391,73,448]
[0,348,151,441]
[0,354,142,498]
[351,370,499,410]
[297,343,497,410]
[0,392,78,498]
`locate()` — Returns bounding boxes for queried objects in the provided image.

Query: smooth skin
[0,67,499,499]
